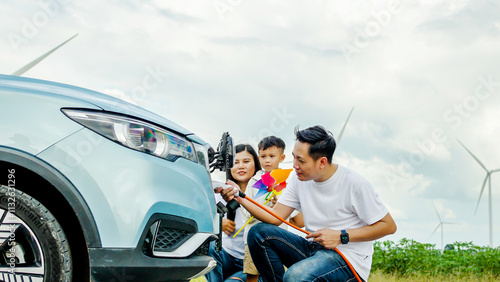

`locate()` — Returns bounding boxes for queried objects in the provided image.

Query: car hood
[0,74,192,136]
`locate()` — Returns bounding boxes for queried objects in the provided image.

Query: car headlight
[62,109,197,163]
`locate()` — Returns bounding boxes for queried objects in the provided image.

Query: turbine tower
[457,139,500,247]
[430,204,456,250]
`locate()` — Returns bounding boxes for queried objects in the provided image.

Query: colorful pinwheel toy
[252,168,293,199]
[233,168,293,237]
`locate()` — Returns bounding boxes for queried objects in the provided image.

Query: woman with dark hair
[206,144,261,282]
[226,144,262,190]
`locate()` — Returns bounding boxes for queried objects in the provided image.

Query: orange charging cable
[241,193,362,282]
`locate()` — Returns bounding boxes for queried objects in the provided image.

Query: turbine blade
[433,204,442,222]
[457,139,488,172]
[474,174,489,215]
[492,168,500,173]
[11,33,78,76]
[336,107,354,144]
[430,224,440,238]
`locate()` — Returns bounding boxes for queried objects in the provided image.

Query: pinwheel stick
[232,190,277,238]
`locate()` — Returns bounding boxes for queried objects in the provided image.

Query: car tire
[0,185,72,281]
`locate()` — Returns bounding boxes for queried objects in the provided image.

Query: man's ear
[318,156,328,169]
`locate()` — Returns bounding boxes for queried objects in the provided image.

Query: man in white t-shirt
[219,125,397,281]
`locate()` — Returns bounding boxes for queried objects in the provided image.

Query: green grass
[372,238,500,280]
[190,277,207,282]
[370,270,500,281]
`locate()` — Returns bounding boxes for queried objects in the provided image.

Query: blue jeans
[206,242,247,282]
[248,223,360,282]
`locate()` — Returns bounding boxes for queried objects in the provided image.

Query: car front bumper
[90,247,216,281]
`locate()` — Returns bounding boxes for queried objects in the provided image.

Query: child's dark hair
[226,144,262,182]
[258,136,286,153]
[295,125,336,163]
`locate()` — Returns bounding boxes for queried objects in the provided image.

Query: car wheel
[0,185,72,281]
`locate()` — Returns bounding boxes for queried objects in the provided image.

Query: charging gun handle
[226,199,240,218]
[228,190,247,211]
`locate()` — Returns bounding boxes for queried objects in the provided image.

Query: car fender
[0,146,101,247]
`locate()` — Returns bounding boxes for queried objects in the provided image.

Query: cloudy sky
[2,0,500,248]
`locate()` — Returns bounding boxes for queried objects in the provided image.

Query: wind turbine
[430,204,457,250]
[457,139,500,247]
[11,33,78,76]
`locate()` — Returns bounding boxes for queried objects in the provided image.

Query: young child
[239,136,303,282]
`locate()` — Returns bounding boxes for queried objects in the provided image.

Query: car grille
[194,239,211,256]
[153,227,192,252]
[145,214,216,258]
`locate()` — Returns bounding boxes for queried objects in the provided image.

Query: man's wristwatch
[340,230,349,244]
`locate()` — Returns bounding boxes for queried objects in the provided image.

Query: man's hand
[212,180,228,193]
[305,228,341,249]
[213,180,232,194]
[222,218,236,236]
[220,180,241,202]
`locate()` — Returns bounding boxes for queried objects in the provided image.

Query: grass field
[369,270,500,281]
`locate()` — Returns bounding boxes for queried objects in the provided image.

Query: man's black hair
[257,136,286,152]
[226,144,262,182]
[295,125,336,163]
